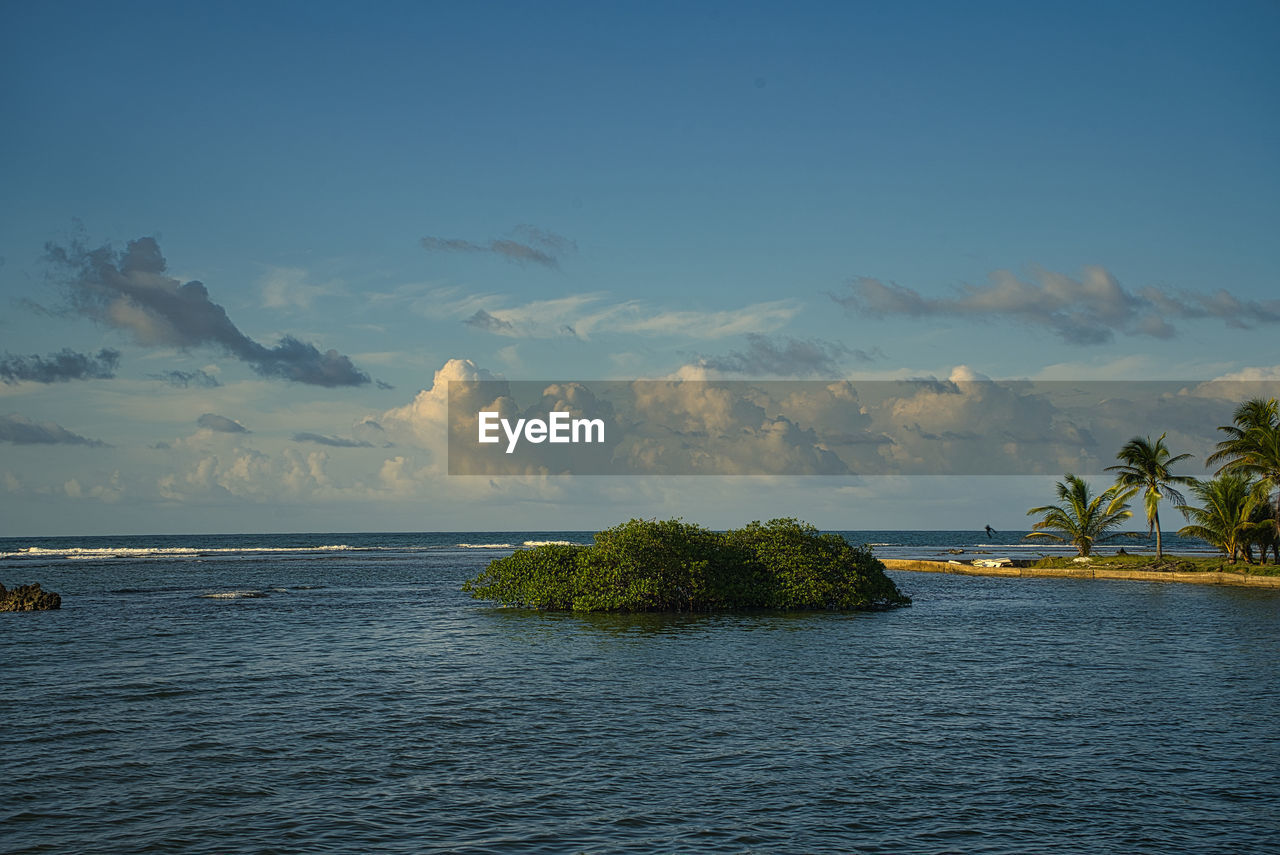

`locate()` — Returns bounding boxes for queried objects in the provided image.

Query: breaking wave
[0,545,360,560]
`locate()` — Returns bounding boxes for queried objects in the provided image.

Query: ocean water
[2,531,1277,854]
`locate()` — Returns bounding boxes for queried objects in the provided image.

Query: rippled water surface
[3,532,1278,853]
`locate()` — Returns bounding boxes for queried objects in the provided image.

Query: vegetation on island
[463,517,911,612]
[1202,398,1280,564]
[1026,397,1280,566]
[1025,474,1138,557]
[1104,433,1193,560]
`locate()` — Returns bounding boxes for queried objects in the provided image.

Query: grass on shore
[1029,554,1280,576]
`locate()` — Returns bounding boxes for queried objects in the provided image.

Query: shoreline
[881,559,1280,588]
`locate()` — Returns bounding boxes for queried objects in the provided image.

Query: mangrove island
[463,517,910,612]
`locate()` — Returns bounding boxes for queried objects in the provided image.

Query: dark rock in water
[0,582,62,611]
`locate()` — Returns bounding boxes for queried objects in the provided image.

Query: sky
[1,0,1278,536]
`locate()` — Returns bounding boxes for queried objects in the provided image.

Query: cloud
[698,334,878,377]
[150,369,221,388]
[463,309,515,333]
[158,448,335,502]
[292,432,373,448]
[47,236,371,386]
[379,358,505,454]
[0,348,119,384]
[381,359,1259,478]
[260,266,344,310]
[64,472,123,502]
[604,302,800,340]
[0,414,105,446]
[425,288,800,340]
[421,225,576,269]
[835,266,1280,344]
[197,413,249,433]
[513,224,577,257]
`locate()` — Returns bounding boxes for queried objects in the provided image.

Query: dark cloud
[292,432,373,448]
[47,236,370,386]
[513,224,578,257]
[197,413,249,433]
[699,334,876,377]
[375,379,395,390]
[0,414,105,446]
[0,348,119,384]
[834,267,1280,345]
[150,369,221,388]
[463,309,515,333]
[421,226,575,269]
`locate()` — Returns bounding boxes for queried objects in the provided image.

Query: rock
[0,582,62,611]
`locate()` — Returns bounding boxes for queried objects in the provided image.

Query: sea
[2,530,1277,854]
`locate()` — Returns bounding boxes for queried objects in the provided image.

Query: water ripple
[1,551,1277,853]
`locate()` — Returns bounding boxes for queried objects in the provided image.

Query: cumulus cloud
[47,236,371,386]
[835,266,1280,344]
[382,359,1267,477]
[292,432,373,448]
[0,414,105,446]
[698,334,878,377]
[622,378,850,475]
[0,348,119,384]
[380,358,507,454]
[197,413,249,433]
[381,359,851,476]
[421,225,575,269]
[64,472,123,502]
[150,369,221,388]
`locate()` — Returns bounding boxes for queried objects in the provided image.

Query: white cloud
[63,471,123,502]
[260,266,345,310]
[417,287,800,341]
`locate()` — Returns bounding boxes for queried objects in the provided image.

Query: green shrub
[461,543,582,609]
[463,518,910,612]
[727,518,904,610]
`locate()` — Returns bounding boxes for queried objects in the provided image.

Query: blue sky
[2,1,1277,535]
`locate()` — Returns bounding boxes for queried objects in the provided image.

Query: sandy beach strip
[881,559,1280,588]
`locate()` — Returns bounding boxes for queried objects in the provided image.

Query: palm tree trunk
[1154,510,1163,560]
[1272,486,1280,565]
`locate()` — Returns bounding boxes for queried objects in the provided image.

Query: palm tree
[1025,474,1138,557]
[1176,474,1274,564]
[1206,398,1280,563]
[1105,433,1193,560]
